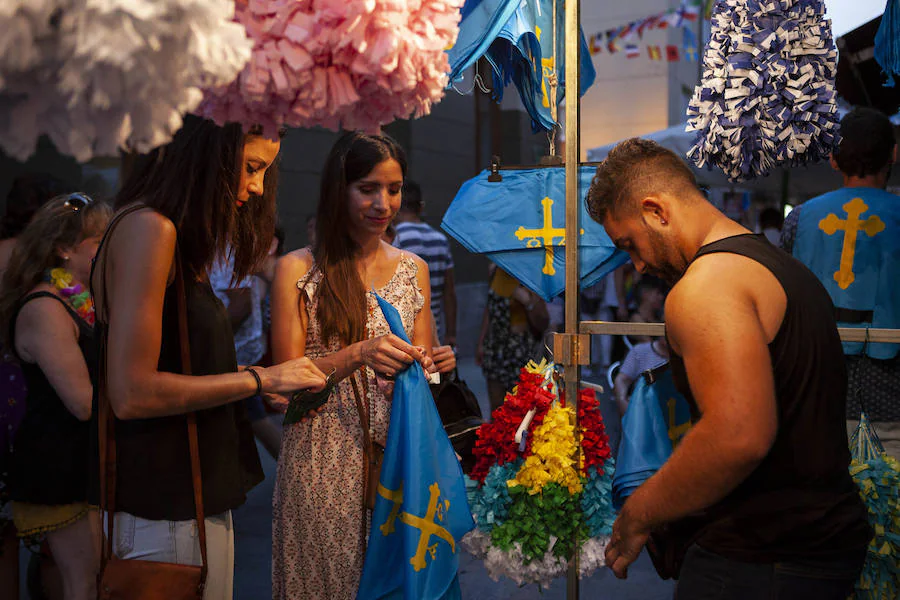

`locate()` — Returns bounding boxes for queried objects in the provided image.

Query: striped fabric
[393,221,454,332]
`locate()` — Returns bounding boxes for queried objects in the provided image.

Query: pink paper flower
[199,0,463,136]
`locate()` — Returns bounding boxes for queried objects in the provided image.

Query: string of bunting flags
[587,0,705,62]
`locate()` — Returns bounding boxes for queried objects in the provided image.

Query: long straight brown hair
[114,115,281,282]
[314,132,407,346]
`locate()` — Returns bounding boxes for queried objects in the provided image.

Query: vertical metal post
[564,0,581,597]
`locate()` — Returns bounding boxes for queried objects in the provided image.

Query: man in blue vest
[781,107,899,459]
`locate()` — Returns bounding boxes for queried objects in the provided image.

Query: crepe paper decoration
[849,414,900,600]
[442,167,628,302]
[508,404,583,496]
[199,0,463,138]
[0,0,251,163]
[463,360,616,586]
[685,0,840,182]
[875,0,900,87]
[469,368,555,482]
[471,460,522,531]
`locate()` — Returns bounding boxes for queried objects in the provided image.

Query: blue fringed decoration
[471,460,523,532]
[686,0,840,182]
[580,461,617,538]
[875,0,900,87]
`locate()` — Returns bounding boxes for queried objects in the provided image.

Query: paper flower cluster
[199,0,463,138]
[849,416,900,600]
[463,361,617,587]
[685,0,840,182]
[0,0,252,162]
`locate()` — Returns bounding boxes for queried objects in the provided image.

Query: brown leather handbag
[96,247,208,599]
[349,369,383,511]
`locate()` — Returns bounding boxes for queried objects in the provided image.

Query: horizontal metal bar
[579,321,900,344]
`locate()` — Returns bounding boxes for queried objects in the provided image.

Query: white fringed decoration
[0,0,252,162]
[685,0,840,182]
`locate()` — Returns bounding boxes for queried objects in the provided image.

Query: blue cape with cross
[441,167,628,301]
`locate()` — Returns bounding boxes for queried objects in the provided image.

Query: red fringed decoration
[470,369,554,482]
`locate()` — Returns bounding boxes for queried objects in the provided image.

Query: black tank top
[668,234,871,562]
[89,206,263,520]
[10,292,96,505]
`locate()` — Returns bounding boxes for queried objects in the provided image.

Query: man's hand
[605,506,651,579]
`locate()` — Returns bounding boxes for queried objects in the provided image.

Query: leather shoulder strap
[174,251,209,585]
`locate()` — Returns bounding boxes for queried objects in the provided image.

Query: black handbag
[430,369,483,474]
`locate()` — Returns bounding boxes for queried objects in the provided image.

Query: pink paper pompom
[199,0,463,136]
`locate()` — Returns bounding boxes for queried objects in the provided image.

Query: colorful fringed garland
[685,0,840,182]
[849,415,900,600]
[463,361,616,587]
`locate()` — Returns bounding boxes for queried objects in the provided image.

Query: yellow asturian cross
[515,197,584,276]
[377,481,456,572]
[818,198,885,290]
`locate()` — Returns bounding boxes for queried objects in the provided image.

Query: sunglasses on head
[63,193,92,212]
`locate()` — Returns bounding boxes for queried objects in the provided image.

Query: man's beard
[645,225,684,284]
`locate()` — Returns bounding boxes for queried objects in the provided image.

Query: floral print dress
[272,255,423,600]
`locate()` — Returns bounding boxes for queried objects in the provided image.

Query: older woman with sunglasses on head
[0,193,111,600]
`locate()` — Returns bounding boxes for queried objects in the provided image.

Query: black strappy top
[89,205,263,520]
[667,234,870,562]
[9,292,96,505]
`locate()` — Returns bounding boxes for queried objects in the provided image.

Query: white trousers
[105,510,234,600]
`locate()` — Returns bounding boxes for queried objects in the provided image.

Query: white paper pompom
[0,0,252,162]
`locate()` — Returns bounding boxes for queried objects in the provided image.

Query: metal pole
[564,0,581,596]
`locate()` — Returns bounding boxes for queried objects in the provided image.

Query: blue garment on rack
[441,166,628,301]
[447,0,596,133]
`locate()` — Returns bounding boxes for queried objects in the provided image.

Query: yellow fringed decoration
[508,404,583,495]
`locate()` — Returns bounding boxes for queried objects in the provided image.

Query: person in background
[781,106,900,459]
[392,180,457,349]
[592,138,869,597]
[627,276,666,344]
[476,265,549,412]
[0,194,110,600]
[0,173,71,600]
[91,116,326,600]
[758,207,784,246]
[270,132,436,599]
[613,338,670,417]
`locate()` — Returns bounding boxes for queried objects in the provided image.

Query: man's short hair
[401,180,423,212]
[587,138,699,224]
[833,107,896,178]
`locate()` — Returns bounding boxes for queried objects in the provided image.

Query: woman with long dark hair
[90,115,326,599]
[270,132,436,599]
[0,194,110,600]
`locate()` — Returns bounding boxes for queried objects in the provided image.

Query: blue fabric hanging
[875,0,900,87]
[440,166,628,301]
[357,294,474,600]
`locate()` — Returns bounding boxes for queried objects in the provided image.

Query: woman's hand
[262,393,289,413]
[261,357,327,394]
[475,340,484,366]
[432,345,457,374]
[357,333,421,378]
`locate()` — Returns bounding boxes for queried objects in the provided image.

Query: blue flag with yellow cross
[357,294,474,600]
[441,167,628,301]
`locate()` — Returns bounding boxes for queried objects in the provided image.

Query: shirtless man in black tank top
[587,139,870,599]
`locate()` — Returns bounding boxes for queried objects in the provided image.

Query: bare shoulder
[111,206,176,244]
[275,248,314,284]
[666,251,784,352]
